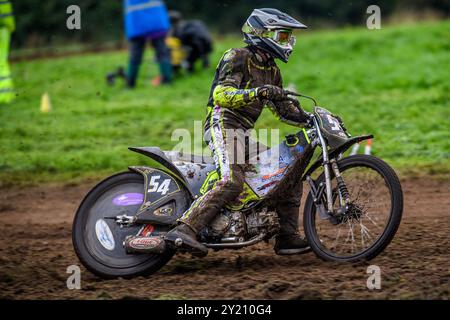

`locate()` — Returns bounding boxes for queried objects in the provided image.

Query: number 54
[148,176,171,195]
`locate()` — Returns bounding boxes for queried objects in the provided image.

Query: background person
[169,10,213,73]
[124,0,173,87]
[0,0,15,104]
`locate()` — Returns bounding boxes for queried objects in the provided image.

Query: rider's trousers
[178,105,246,232]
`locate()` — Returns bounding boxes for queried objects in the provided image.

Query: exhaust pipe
[124,233,267,253]
[203,233,266,249]
[124,235,166,254]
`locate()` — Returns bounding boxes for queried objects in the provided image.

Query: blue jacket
[124,0,171,39]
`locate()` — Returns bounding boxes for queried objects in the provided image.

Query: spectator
[169,11,213,73]
[0,1,15,104]
[124,0,173,87]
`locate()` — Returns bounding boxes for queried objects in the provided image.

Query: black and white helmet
[242,8,307,63]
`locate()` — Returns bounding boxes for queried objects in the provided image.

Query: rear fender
[129,146,216,198]
[129,166,192,225]
[129,147,189,185]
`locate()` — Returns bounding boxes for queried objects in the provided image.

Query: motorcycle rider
[166,8,311,256]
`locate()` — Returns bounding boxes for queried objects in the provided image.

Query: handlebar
[282,90,348,132]
[284,90,318,106]
[265,89,318,127]
[282,91,316,126]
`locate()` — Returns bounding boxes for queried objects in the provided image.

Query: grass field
[1,21,449,184]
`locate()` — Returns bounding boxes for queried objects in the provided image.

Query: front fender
[302,134,373,179]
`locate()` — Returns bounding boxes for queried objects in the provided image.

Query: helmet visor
[272,29,295,46]
[242,24,296,47]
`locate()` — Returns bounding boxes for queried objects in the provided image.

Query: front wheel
[72,172,181,279]
[303,155,403,262]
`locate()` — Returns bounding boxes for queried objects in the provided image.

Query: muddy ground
[0,176,448,300]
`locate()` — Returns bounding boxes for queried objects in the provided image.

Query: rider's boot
[274,233,310,255]
[165,164,245,257]
[274,205,310,255]
[164,199,218,257]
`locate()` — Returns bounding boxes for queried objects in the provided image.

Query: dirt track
[0,176,449,300]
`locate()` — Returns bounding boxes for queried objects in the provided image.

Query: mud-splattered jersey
[205,45,307,131]
[206,46,284,130]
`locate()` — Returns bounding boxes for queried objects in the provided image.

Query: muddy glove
[268,99,311,126]
[257,85,286,101]
[287,98,314,124]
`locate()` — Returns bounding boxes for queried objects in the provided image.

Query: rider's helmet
[242,8,307,63]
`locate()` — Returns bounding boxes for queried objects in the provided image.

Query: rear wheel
[72,172,185,279]
[303,155,403,262]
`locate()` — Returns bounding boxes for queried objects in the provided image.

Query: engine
[199,207,280,243]
[246,208,280,237]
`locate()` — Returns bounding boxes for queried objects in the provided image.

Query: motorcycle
[72,93,403,279]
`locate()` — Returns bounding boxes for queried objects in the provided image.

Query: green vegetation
[11,0,448,49]
[1,21,449,184]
